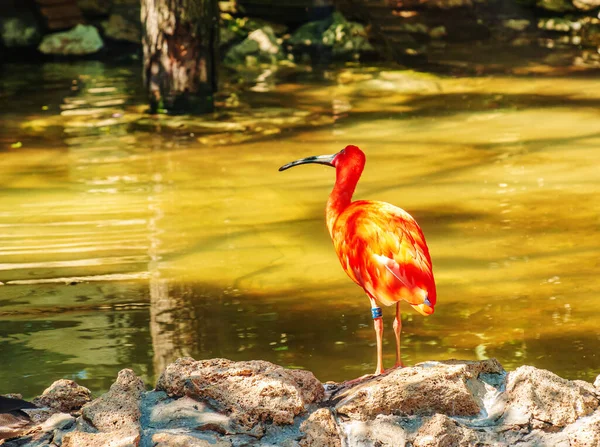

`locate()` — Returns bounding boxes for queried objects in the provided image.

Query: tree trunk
[142,0,218,114]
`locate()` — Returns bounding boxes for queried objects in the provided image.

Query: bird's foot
[394,361,405,369]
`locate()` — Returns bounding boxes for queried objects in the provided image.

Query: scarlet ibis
[279,145,436,375]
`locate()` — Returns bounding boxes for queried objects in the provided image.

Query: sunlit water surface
[1,57,599,397]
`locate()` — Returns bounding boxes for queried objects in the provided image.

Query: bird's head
[278,145,366,174]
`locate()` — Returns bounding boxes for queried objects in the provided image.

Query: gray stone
[38,24,104,56]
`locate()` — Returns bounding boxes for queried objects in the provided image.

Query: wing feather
[331,200,436,312]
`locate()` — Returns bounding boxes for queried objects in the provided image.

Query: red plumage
[280,144,437,374]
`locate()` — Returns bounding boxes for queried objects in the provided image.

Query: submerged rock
[5,358,600,446]
[224,26,284,66]
[38,24,104,56]
[289,11,374,60]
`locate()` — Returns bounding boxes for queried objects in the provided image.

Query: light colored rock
[81,368,144,432]
[343,415,408,446]
[536,0,575,11]
[156,358,324,435]
[224,26,283,66]
[564,410,600,447]
[335,359,504,420]
[33,379,91,414]
[152,432,232,446]
[299,408,341,447]
[503,366,599,428]
[62,430,139,447]
[503,19,531,31]
[102,14,141,43]
[145,393,233,434]
[38,24,103,55]
[572,0,600,10]
[6,358,600,446]
[413,414,477,447]
[594,374,600,388]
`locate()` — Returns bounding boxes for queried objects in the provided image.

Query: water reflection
[1,58,599,397]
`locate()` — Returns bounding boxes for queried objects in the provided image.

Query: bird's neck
[326,167,360,235]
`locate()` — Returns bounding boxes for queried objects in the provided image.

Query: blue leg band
[371,307,382,319]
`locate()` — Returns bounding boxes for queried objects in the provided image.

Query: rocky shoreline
[1,357,599,446]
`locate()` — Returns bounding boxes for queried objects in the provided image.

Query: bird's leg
[393,301,404,368]
[369,298,384,375]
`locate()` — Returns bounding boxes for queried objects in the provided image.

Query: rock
[503,19,532,31]
[33,379,91,414]
[77,0,111,16]
[594,374,600,388]
[151,432,232,447]
[537,17,578,33]
[536,0,575,12]
[1,14,41,48]
[38,24,104,56]
[224,26,284,66]
[343,415,409,446]
[5,358,600,446]
[572,0,600,10]
[335,360,504,420]
[61,369,144,446]
[156,357,324,435]
[288,11,374,59]
[81,369,144,432]
[581,21,600,46]
[143,392,234,435]
[426,0,474,7]
[564,410,600,447]
[102,14,141,43]
[412,414,476,447]
[429,26,447,39]
[63,430,140,447]
[299,408,341,447]
[502,366,599,428]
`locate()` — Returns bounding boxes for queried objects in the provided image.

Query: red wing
[332,201,436,310]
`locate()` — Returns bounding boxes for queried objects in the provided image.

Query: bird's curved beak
[278,153,337,172]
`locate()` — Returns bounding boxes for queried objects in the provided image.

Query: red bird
[279,145,436,375]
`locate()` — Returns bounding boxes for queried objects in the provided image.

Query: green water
[1,52,599,398]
